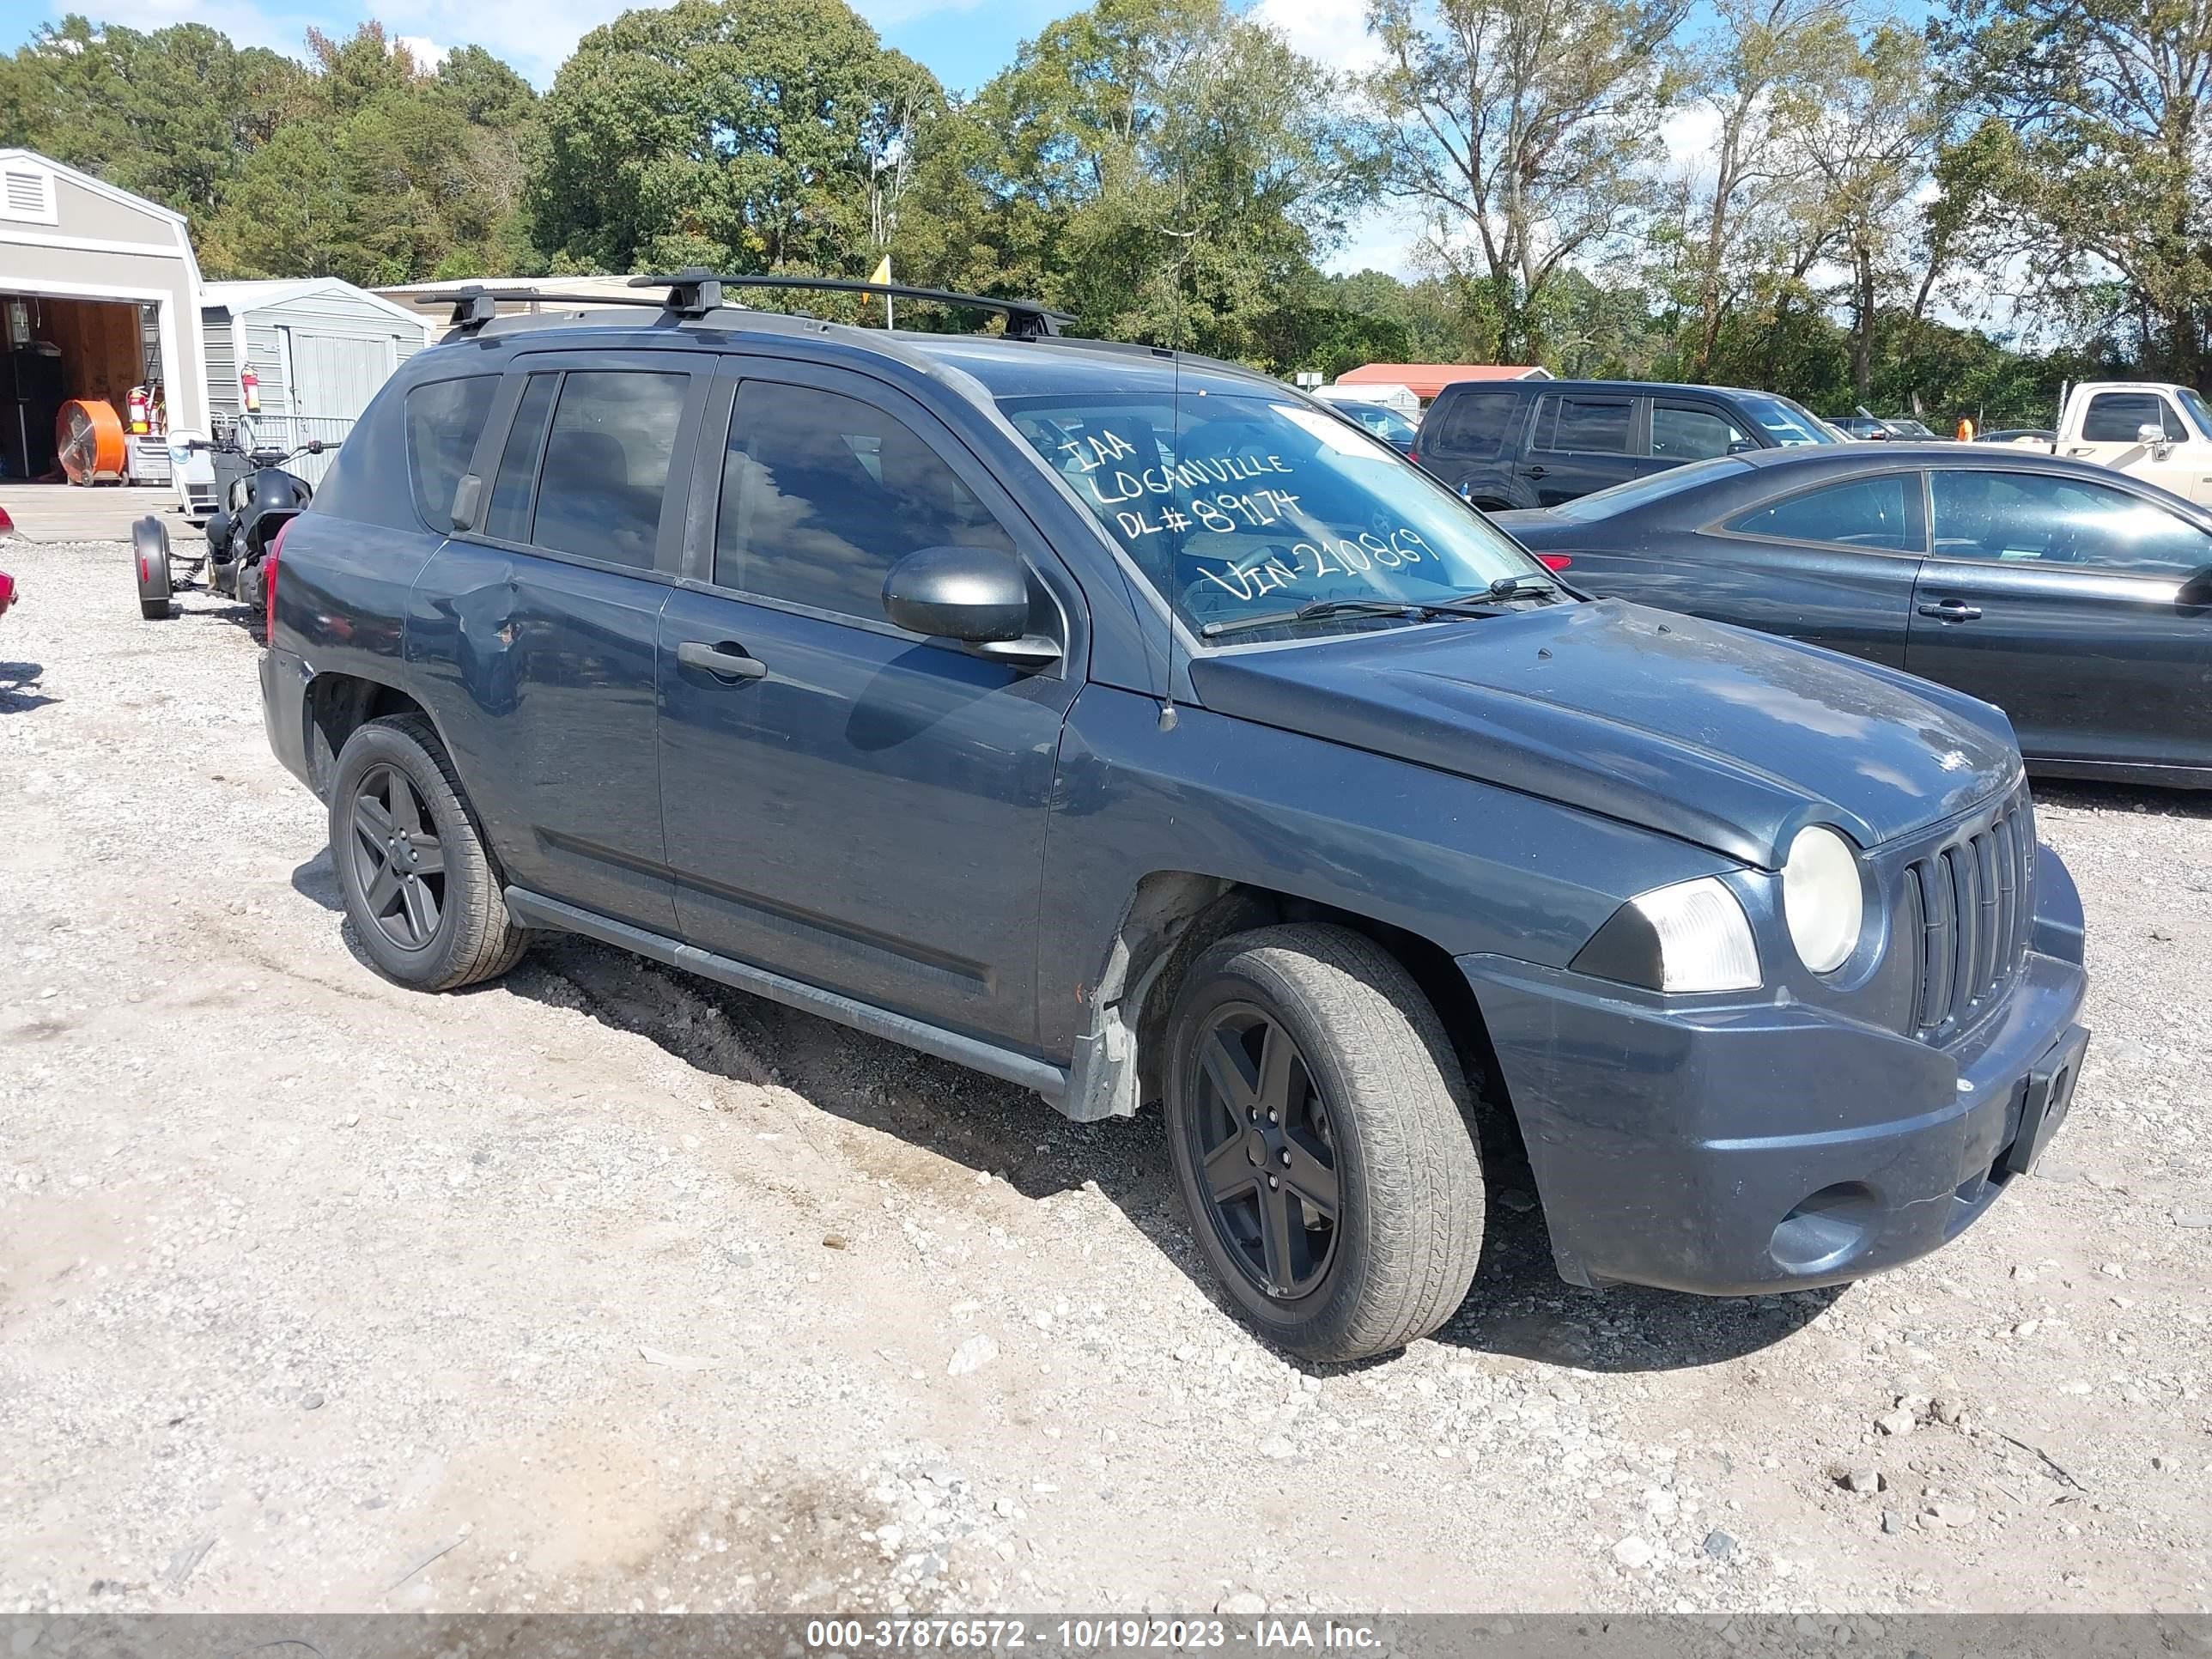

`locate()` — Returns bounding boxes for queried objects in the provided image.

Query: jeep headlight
[1572,876,1760,994]
[1782,825,1863,975]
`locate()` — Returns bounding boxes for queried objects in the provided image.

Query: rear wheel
[1163,923,1486,1362]
[329,714,529,990]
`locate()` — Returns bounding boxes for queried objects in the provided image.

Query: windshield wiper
[1470,575,1565,605]
[1197,577,1564,641]
[1199,599,1433,640]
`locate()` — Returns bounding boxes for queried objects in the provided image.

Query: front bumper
[1462,848,2088,1294]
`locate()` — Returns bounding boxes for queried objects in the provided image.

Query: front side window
[999,389,1550,641]
[1651,403,1749,461]
[717,380,1015,618]
[1732,393,1833,446]
[522,371,688,568]
[1726,474,1918,551]
[403,374,496,529]
[1929,469,2212,574]
[1534,395,1633,455]
[2081,391,2185,444]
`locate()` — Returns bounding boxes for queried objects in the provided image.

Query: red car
[0,569,15,618]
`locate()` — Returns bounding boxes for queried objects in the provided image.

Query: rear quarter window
[404,375,498,531]
[1430,390,1516,459]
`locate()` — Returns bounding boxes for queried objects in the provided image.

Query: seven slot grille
[1899,782,2036,1041]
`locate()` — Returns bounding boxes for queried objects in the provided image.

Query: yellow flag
[869,254,892,286]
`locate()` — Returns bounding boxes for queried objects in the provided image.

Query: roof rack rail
[416,284,666,335]
[628,270,1073,340]
[626,268,726,316]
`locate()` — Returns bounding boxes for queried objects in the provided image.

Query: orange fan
[57,398,127,484]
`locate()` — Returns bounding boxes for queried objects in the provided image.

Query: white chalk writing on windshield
[1049,419,1447,606]
[1195,529,1432,602]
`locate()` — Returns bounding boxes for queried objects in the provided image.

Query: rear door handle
[676,639,769,682]
[1522,465,1549,479]
[1916,599,1984,622]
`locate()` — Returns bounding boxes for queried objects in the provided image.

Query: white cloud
[1251,0,1385,71]
[394,33,450,70]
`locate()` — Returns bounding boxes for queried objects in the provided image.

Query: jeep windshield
[981,376,1553,644]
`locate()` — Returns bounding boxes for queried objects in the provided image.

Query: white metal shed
[200,278,432,483]
[0,148,208,483]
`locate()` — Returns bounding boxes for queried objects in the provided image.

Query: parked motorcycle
[133,428,331,622]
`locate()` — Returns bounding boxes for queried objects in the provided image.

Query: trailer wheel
[132,515,173,620]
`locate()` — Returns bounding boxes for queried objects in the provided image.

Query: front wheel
[329,714,531,991]
[1163,923,1486,1363]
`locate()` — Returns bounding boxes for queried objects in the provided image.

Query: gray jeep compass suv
[258,273,2089,1361]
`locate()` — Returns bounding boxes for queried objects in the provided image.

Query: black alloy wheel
[1182,1003,1340,1301]
[346,763,447,951]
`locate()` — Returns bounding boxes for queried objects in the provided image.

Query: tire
[328,714,530,991]
[131,516,172,620]
[1163,923,1485,1363]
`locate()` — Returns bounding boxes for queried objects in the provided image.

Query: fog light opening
[1769,1182,1879,1274]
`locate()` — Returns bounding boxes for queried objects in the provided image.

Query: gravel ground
[2,535,2208,1616]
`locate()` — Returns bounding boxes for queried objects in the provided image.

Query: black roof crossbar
[416,284,667,335]
[629,270,1073,339]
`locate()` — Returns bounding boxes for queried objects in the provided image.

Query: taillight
[265,518,293,645]
[1535,553,1573,571]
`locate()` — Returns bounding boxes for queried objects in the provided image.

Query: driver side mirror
[883,546,1060,668]
[2136,422,2173,457]
[2178,564,2212,606]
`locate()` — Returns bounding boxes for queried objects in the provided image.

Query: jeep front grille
[1899,782,2035,1042]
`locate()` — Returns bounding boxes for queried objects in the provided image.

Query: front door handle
[1916,599,1984,622]
[676,639,769,682]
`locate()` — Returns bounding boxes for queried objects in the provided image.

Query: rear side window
[403,375,496,529]
[526,371,688,568]
[1533,395,1633,455]
[1433,390,1515,459]
[2081,391,2185,444]
[1726,474,1918,551]
[716,380,1014,618]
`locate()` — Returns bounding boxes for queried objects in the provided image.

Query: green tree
[529,0,939,276]
[0,16,307,216]
[964,0,1372,362]
[1933,0,2212,384]
[204,25,534,284]
[1366,0,1694,362]
[1788,24,1943,402]
[1664,0,1853,379]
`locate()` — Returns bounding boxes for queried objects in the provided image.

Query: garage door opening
[1,291,164,484]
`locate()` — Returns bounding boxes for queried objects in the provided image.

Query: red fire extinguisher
[240,367,261,414]
[126,385,150,434]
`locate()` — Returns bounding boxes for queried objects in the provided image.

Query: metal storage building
[201,278,432,484]
[0,148,207,483]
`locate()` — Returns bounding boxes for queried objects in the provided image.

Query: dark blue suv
[260,276,2090,1361]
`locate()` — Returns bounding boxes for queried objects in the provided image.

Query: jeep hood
[1186,599,2021,869]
